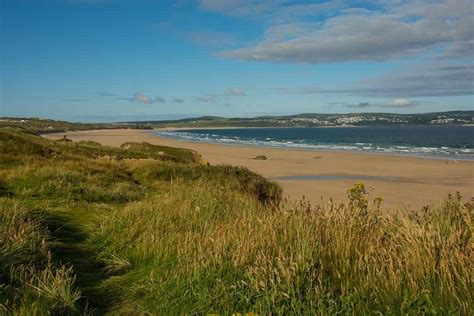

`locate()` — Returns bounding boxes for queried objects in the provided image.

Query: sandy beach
[45,129,474,210]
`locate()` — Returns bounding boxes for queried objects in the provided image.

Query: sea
[155,125,474,160]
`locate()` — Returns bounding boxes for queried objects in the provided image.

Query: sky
[1,0,473,122]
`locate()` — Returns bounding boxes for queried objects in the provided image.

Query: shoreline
[153,128,474,162]
[45,129,474,210]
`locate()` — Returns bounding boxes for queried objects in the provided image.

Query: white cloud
[195,96,217,102]
[224,88,246,96]
[213,0,473,63]
[278,63,474,98]
[126,93,166,104]
[386,98,416,108]
[439,40,474,60]
[133,93,154,104]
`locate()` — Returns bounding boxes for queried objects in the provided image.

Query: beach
[45,129,474,210]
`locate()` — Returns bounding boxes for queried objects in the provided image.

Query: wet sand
[45,129,474,210]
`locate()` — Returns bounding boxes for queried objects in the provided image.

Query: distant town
[138,110,474,128]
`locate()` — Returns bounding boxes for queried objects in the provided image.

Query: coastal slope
[46,129,474,209]
[1,127,472,314]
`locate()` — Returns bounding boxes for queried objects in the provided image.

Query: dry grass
[91,182,473,314]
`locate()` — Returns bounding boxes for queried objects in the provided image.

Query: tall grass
[89,182,473,314]
[0,199,81,314]
[0,127,472,314]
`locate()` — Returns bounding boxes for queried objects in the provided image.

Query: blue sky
[1,0,473,122]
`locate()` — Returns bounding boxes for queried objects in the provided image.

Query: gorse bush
[0,128,472,314]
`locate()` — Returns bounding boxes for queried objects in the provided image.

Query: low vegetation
[0,127,472,314]
[0,118,134,134]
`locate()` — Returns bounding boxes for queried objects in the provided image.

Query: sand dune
[45,129,474,210]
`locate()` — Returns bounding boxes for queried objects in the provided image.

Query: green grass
[0,127,472,314]
[0,200,82,314]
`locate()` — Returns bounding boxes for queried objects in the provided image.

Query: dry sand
[45,129,474,210]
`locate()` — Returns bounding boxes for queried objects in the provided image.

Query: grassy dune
[0,128,472,314]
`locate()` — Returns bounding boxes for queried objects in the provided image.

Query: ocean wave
[155,131,474,160]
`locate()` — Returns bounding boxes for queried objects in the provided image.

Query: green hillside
[0,128,472,314]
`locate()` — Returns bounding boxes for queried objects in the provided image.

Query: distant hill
[127,110,474,128]
[1,110,473,132]
[0,117,145,133]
